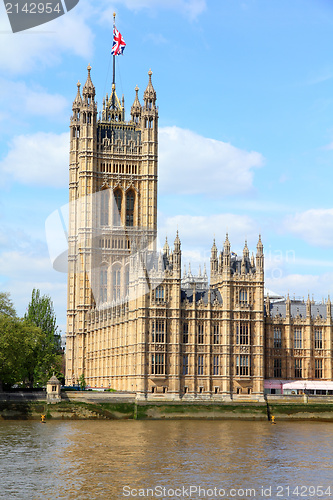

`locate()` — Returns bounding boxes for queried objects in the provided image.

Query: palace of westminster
[65,64,333,400]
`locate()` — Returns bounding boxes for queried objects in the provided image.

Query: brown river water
[0,420,332,500]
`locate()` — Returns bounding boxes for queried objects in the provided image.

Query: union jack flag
[112,27,126,56]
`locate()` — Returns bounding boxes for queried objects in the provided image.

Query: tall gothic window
[183,323,189,344]
[197,323,204,344]
[273,358,282,378]
[236,323,249,345]
[155,286,164,302]
[182,355,188,375]
[113,189,122,226]
[314,329,323,349]
[198,355,204,375]
[274,328,282,348]
[315,359,323,379]
[239,289,247,304]
[213,355,219,376]
[100,189,109,226]
[152,320,165,343]
[125,265,129,297]
[152,354,165,375]
[294,329,302,349]
[295,358,302,378]
[236,355,249,376]
[213,325,219,344]
[100,266,108,304]
[112,265,121,302]
[126,190,135,227]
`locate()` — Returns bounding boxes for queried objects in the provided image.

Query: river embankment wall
[2,392,333,420]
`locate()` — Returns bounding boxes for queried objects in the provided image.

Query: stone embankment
[1,392,333,420]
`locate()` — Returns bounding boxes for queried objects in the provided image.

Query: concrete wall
[0,392,46,401]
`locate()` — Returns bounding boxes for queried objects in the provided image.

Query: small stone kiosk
[46,374,61,403]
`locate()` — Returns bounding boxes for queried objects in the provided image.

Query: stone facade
[265,296,333,382]
[66,65,332,400]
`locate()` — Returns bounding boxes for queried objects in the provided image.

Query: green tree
[78,373,86,391]
[0,312,43,390]
[0,292,16,317]
[24,289,62,386]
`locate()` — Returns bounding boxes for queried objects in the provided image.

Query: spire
[327,295,332,319]
[218,250,223,273]
[243,240,249,260]
[256,234,263,255]
[286,292,291,317]
[210,239,218,276]
[256,234,264,272]
[73,81,82,108]
[82,64,95,99]
[223,233,231,269]
[174,230,181,251]
[158,251,163,271]
[224,233,230,253]
[211,239,217,259]
[173,230,181,271]
[306,293,311,317]
[131,86,141,114]
[131,85,142,125]
[144,69,156,105]
[163,237,170,257]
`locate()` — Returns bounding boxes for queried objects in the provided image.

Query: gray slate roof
[181,288,222,305]
[269,299,330,319]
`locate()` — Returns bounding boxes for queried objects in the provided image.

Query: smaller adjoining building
[265,295,333,392]
[46,375,61,403]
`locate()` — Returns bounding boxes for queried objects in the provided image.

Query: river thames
[0,420,332,500]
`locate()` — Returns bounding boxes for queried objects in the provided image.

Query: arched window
[126,190,135,227]
[239,289,247,304]
[113,189,122,226]
[100,266,108,304]
[112,265,121,302]
[125,265,129,297]
[100,190,109,226]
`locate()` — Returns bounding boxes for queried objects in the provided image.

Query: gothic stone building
[66,66,333,400]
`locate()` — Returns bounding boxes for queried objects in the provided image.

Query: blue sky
[1,0,333,333]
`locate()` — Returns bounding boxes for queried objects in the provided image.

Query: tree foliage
[0,292,16,318]
[24,289,62,386]
[0,290,63,390]
[0,315,43,388]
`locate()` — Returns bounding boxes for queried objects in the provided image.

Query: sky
[1,0,333,334]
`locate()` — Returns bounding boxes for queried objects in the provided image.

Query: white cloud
[0,132,69,187]
[159,126,264,196]
[265,272,333,301]
[0,248,67,326]
[285,208,333,247]
[0,125,264,191]
[159,213,259,251]
[0,1,94,74]
[0,78,68,122]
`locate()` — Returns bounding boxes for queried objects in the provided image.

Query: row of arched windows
[99,264,130,304]
[100,189,135,227]
[100,163,138,174]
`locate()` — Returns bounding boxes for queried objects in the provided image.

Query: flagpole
[112,12,116,109]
